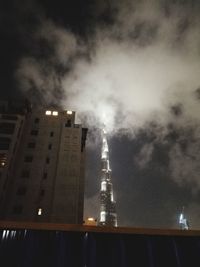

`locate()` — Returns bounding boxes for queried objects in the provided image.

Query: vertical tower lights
[179,206,189,230]
[99,129,117,226]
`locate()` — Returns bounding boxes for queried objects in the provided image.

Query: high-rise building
[99,129,117,226]
[0,103,87,224]
[179,207,189,230]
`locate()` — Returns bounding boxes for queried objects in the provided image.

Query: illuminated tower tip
[179,206,189,230]
[99,129,117,227]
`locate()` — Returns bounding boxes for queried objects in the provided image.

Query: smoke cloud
[16,1,200,133]
[15,0,200,225]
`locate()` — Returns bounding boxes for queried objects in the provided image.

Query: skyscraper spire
[99,129,117,227]
[179,206,189,230]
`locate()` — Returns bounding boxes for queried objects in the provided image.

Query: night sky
[1,0,200,228]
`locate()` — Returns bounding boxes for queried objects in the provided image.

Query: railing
[0,221,200,266]
[0,220,200,236]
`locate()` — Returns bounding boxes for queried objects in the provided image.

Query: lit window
[100,211,106,222]
[0,154,7,168]
[101,181,106,191]
[88,217,95,221]
[37,208,42,216]
[45,111,51,115]
[111,192,114,202]
[52,111,58,116]
[67,111,72,115]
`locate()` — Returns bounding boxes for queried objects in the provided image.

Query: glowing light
[2,230,6,240]
[84,217,97,225]
[6,230,9,239]
[1,162,5,166]
[88,217,95,221]
[10,230,16,239]
[45,110,51,115]
[24,230,27,237]
[111,192,114,202]
[101,181,106,191]
[100,211,106,222]
[103,128,107,134]
[52,111,58,116]
[37,208,42,216]
[67,111,73,115]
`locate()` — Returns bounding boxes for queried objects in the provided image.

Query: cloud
[16,0,200,132]
[134,143,154,169]
[169,125,200,191]
[15,0,200,197]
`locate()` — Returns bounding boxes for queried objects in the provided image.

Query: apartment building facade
[0,102,87,224]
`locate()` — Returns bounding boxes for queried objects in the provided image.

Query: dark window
[12,205,23,214]
[2,115,18,120]
[48,144,52,150]
[34,118,40,123]
[40,189,45,196]
[13,142,17,153]
[46,157,50,164]
[30,129,38,136]
[24,156,33,162]
[17,126,21,138]
[21,170,30,178]
[0,137,11,150]
[0,122,15,134]
[43,172,47,179]
[27,142,36,148]
[65,120,71,127]
[50,131,54,137]
[17,186,27,196]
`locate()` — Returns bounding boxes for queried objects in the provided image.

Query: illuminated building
[84,217,97,226]
[0,103,87,224]
[179,207,189,230]
[99,129,117,226]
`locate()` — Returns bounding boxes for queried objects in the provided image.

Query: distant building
[99,129,117,226]
[179,207,189,230]
[0,102,87,224]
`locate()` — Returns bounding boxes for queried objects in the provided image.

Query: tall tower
[99,129,117,226]
[179,207,189,230]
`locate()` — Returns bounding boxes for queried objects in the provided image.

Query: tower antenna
[179,206,189,230]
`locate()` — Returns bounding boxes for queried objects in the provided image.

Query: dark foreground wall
[0,222,200,267]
